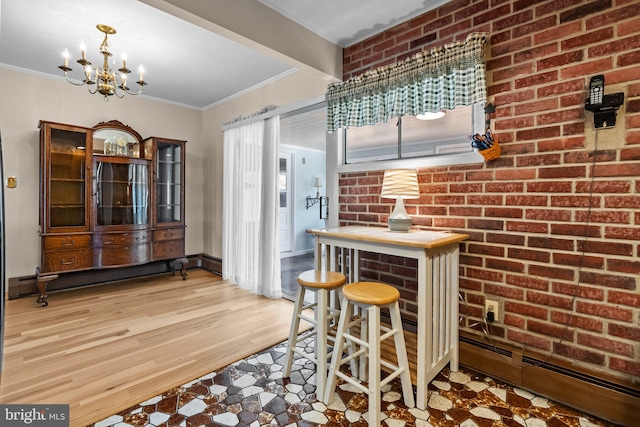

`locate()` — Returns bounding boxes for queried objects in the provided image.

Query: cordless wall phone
[585,74,624,128]
[589,74,604,106]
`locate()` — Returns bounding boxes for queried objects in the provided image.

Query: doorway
[279,153,293,253]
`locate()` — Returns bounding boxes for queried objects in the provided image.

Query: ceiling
[0,0,447,110]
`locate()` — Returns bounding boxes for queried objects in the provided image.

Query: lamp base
[388,217,412,232]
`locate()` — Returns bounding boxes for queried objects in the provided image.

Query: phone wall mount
[585,92,625,129]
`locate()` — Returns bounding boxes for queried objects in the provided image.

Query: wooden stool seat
[284,269,347,397]
[323,281,414,425]
[298,269,347,289]
[343,281,400,305]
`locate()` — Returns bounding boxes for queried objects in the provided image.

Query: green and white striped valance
[326,32,489,131]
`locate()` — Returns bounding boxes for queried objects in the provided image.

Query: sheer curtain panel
[222,116,282,298]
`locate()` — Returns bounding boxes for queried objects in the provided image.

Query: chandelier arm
[63,74,90,86]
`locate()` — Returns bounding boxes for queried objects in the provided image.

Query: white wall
[0,67,205,278]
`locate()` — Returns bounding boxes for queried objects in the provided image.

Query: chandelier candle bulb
[63,49,69,67]
[80,41,86,60]
[139,65,144,82]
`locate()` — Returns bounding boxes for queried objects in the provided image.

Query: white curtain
[222,116,282,298]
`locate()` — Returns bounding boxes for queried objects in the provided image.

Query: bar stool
[283,269,347,396]
[323,281,415,426]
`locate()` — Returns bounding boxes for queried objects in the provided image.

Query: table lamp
[381,169,420,232]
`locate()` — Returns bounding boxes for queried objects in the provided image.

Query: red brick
[578,240,633,256]
[552,252,604,269]
[505,301,548,319]
[517,153,562,167]
[515,71,558,90]
[528,319,574,340]
[620,147,640,160]
[525,208,571,221]
[486,258,526,273]
[553,343,605,366]
[506,221,548,233]
[537,136,585,151]
[529,264,575,281]
[608,290,640,307]
[508,248,551,264]
[550,195,599,208]
[561,27,614,50]
[467,267,504,283]
[575,210,630,224]
[576,300,633,322]
[617,15,640,36]
[550,223,601,238]
[608,323,640,342]
[508,330,550,350]
[537,79,585,98]
[552,282,605,301]
[619,51,640,67]
[495,168,537,180]
[551,311,603,332]
[534,20,582,45]
[561,57,613,79]
[588,1,640,27]
[604,225,640,241]
[513,44,558,65]
[527,291,574,310]
[468,243,505,257]
[528,236,574,251]
[506,196,548,206]
[609,357,640,376]
[593,163,640,178]
[563,0,613,24]
[504,314,525,328]
[579,271,636,290]
[506,274,549,291]
[539,165,587,179]
[575,180,631,193]
[494,89,535,106]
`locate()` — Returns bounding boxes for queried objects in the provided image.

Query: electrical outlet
[485,299,499,323]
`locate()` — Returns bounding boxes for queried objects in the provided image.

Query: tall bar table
[308,226,468,410]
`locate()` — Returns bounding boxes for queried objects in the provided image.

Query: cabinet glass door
[95,159,149,227]
[48,128,89,229]
[156,143,182,224]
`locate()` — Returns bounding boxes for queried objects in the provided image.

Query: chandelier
[58,24,147,100]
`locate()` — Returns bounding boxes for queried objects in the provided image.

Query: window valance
[326,32,489,131]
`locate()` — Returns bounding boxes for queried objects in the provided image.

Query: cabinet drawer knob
[61,239,75,246]
[61,258,76,265]
[103,239,115,245]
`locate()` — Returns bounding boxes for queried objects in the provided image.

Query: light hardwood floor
[0,270,302,427]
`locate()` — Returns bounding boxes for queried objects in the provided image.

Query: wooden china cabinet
[37,120,186,306]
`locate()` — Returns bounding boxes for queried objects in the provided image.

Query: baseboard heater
[459,334,637,426]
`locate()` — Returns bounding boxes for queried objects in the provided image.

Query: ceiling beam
[140,0,342,83]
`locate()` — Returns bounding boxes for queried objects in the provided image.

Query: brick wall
[338,0,640,383]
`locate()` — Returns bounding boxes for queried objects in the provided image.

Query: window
[337,103,485,172]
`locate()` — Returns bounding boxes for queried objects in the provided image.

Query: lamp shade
[381,169,420,232]
[313,177,323,188]
[381,169,419,200]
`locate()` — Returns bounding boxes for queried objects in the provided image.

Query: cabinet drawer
[94,231,149,246]
[43,249,93,273]
[95,243,151,267]
[153,228,184,242]
[43,234,91,250]
[153,240,185,260]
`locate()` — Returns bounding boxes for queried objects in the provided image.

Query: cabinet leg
[170,257,189,280]
[35,270,58,307]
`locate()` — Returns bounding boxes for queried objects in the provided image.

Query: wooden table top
[307,226,469,249]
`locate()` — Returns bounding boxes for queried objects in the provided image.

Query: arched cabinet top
[93,120,142,157]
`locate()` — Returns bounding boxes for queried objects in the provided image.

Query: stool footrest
[335,370,369,395]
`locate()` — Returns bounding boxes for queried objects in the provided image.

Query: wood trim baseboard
[8,255,203,299]
[199,254,222,275]
[459,332,637,426]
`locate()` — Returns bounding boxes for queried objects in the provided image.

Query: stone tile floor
[91,337,618,427]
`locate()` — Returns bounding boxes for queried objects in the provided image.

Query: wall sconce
[306,177,328,219]
[381,169,420,232]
